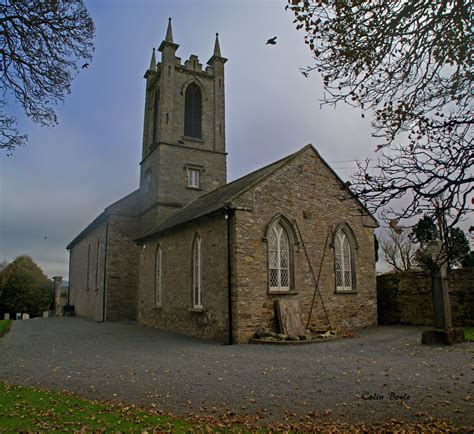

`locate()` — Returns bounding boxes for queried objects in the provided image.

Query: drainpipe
[102,222,109,322]
[225,207,235,345]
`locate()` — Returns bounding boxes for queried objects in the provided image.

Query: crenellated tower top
[139,19,228,213]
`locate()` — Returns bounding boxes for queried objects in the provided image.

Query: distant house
[67,20,378,343]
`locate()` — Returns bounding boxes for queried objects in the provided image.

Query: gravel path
[0,317,472,427]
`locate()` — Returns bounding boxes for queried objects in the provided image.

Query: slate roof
[67,189,140,250]
[135,146,304,240]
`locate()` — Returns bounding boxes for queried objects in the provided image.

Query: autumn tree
[0,0,95,153]
[0,255,52,316]
[289,1,472,241]
[0,260,8,272]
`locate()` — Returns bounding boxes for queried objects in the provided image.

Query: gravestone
[275,299,306,338]
[21,313,29,320]
[15,313,21,320]
[3,313,9,320]
[42,311,49,318]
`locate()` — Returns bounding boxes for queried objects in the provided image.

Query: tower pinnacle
[165,17,173,42]
[213,33,221,57]
[149,48,157,71]
[158,17,179,53]
[207,32,227,65]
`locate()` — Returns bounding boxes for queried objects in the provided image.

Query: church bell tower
[139,19,227,216]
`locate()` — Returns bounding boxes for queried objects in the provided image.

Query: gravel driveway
[0,317,472,427]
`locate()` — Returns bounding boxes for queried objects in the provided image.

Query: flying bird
[82,63,89,69]
[266,36,277,45]
[43,236,48,240]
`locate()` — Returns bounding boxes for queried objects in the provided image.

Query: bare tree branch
[380,227,417,272]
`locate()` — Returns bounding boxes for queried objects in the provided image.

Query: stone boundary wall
[377,269,474,326]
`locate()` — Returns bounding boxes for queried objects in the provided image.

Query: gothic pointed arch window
[152,89,160,144]
[192,235,202,308]
[334,225,357,291]
[184,83,202,138]
[86,243,91,291]
[95,237,100,290]
[267,217,295,292]
[155,243,162,307]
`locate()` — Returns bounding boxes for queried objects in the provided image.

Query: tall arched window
[95,237,100,290]
[86,244,91,291]
[192,235,202,308]
[184,83,202,138]
[334,225,357,291]
[152,89,159,144]
[155,244,162,307]
[268,218,294,292]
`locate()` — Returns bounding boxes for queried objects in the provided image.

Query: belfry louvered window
[184,83,202,138]
[192,236,202,309]
[268,222,291,292]
[334,228,355,291]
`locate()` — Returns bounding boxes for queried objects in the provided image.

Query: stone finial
[213,33,221,57]
[207,32,227,65]
[158,17,179,54]
[165,17,173,42]
[53,276,63,284]
[149,48,157,71]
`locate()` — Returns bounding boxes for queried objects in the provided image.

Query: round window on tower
[144,171,152,194]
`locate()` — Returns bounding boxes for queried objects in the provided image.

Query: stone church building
[68,20,378,343]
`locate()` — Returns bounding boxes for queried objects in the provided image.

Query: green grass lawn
[0,320,11,336]
[0,382,193,432]
[0,381,468,433]
[464,327,474,342]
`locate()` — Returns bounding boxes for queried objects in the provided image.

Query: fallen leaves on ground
[1,381,472,433]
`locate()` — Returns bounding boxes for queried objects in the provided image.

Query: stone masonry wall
[105,214,140,321]
[230,147,378,343]
[140,143,227,209]
[377,269,474,326]
[138,211,229,341]
[140,48,226,209]
[69,223,106,321]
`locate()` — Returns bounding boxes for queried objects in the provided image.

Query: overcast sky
[1,0,382,279]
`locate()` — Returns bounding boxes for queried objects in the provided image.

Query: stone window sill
[189,307,205,313]
[186,185,202,190]
[335,289,358,294]
[267,290,298,296]
[153,305,162,310]
[182,136,204,143]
